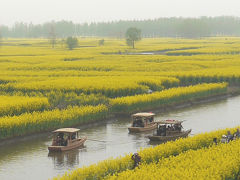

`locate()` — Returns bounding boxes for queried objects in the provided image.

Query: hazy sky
[1,0,240,26]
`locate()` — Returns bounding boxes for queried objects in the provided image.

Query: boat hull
[128,123,157,133]
[48,137,87,152]
[148,129,192,141]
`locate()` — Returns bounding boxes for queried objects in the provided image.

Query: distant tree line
[1,16,240,38]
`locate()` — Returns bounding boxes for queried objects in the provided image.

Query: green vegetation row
[174,71,240,86]
[0,83,227,140]
[54,125,240,180]
[110,83,227,113]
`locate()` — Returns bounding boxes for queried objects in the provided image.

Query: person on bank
[131,153,141,168]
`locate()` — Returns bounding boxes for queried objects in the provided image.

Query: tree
[98,39,104,46]
[66,36,78,50]
[49,24,56,48]
[0,29,2,48]
[61,38,65,49]
[125,27,141,48]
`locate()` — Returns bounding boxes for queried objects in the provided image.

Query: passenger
[167,125,171,130]
[71,133,76,140]
[131,153,141,168]
[174,124,182,131]
[162,125,167,136]
[138,120,144,127]
[157,125,162,136]
[63,137,69,146]
[56,135,61,146]
[149,116,153,123]
[173,124,177,131]
[133,120,137,127]
[57,133,64,146]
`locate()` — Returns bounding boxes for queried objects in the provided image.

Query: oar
[87,139,112,143]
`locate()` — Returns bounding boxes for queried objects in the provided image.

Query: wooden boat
[128,112,157,133]
[148,119,191,142]
[48,128,87,152]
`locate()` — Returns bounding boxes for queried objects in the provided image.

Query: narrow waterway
[1,96,240,180]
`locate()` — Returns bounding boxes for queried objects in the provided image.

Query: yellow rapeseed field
[0,38,239,138]
[107,139,240,180]
[1,38,240,179]
[0,95,49,116]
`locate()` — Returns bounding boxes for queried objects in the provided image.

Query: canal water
[1,96,240,180]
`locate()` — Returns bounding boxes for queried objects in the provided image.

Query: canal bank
[0,85,239,146]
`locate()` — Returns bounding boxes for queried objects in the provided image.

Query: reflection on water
[48,148,86,169]
[1,96,240,180]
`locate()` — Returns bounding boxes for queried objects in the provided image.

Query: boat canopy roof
[53,128,80,133]
[156,120,183,125]
[132,112,155,117]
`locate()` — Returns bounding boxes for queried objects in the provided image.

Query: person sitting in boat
[167,125,171,130]
[137,119,144,127]
[149,116,153,123]
[133,120,137,127]
[167,125,174,131]
[157,125,166,136]
[133,117,144,127]
[71,133,76,140]
[60,136,68,146]
[56,132,64,146]
[157,126,162,136]
[174,124,182,132]
[162,125,167,136]
[65,136,71,146]
[56,135,61,146]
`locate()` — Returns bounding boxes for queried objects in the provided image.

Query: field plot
[0,37,240,139]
